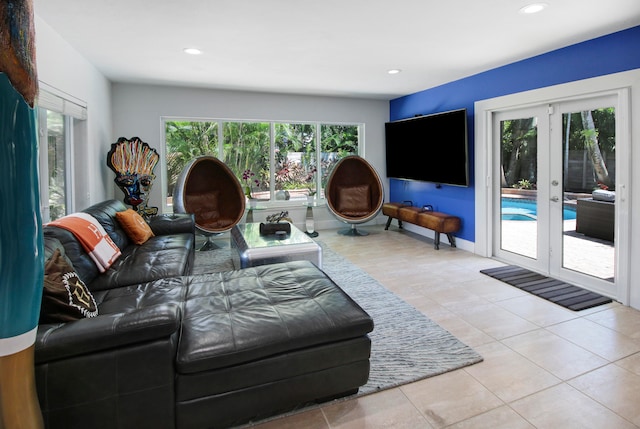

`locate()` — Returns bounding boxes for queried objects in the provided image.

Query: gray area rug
[193,240,483,396]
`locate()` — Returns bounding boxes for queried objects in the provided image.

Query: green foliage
[500,108,615,192]
[563,108,615,152]
[512,179,535,190]
[165,120,359,199]
[500,118,538,188]
[222,122,271,189]
[321,124,358,154]
[165,121,218,196]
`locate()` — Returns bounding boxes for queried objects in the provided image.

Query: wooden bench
[382,202,461,250]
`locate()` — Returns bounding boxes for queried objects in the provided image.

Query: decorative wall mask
[107,137,159,217]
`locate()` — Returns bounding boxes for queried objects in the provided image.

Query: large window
[37,87,87,222]
[164,119,361,208]
[38,110,68,221]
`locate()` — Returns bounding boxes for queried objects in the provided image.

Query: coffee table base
[230,223,322,269]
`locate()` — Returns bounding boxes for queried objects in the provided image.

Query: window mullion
[269,123,276,199]
[37,108,50,222]
[217,120,224,159]
[65,115,74,213]
[315,123,322,199]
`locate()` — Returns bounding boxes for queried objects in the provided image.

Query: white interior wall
[111,83,389,229]
[35,16,113,209]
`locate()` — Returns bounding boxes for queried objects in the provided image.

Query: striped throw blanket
[48,213,121,273]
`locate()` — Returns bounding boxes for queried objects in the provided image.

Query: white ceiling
[34,0,640,100]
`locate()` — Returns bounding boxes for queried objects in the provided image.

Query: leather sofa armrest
[35,303,181,364]
[148,213,195,236]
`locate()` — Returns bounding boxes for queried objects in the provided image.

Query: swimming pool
[501,198,576,221]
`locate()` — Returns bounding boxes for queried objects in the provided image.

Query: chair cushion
[186,191,223,229]
[336,184,371,216]
[115,209,155,245]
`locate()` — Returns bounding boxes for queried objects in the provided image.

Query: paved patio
[501,219,615,281]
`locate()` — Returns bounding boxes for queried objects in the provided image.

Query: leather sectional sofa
[35,199,374,429]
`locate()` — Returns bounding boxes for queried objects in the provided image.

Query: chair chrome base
[198,234,222,251]
[338,225,369,236]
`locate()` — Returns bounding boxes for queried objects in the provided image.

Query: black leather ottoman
[175,261,374,429]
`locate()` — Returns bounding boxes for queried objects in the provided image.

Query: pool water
[501,198,576,221]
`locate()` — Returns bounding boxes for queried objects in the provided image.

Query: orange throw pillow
[115,209,155,245]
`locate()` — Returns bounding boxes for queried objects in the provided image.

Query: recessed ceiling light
[387,69,402,75]
[519,3,548,14]
[183,48,203,55]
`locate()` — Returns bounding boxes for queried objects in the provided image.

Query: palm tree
[580,110,611,188]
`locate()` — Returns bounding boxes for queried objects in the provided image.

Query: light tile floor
[245,225,640,428]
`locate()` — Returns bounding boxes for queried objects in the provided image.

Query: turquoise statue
[0,72,43,347]
[0,0,45,426]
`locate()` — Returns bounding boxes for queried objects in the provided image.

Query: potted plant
[242,169,259,199]
[305,167,317,204]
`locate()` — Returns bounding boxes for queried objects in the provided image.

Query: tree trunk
[580,110,611,188]
[505,140,522,186]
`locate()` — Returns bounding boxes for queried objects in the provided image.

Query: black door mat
[480,265,612,311]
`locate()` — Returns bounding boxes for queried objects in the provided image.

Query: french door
[493,95,621,298]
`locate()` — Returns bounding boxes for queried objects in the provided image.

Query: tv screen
[385,108,469,187]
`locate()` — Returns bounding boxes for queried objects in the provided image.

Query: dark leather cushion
[177,260,374,374]
[147,213,194,236]
[36,276,185,364]
[83,199,131,251]
[89,233,194,291]
[44,226,101,288]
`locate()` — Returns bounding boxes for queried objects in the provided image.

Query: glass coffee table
[230,223,322,269]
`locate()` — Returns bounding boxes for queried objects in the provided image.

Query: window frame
[161,117,363,213]
[36,85,87,222]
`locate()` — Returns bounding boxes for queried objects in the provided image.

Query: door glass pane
[562,108,615,281]
[500,117,538,259]
[47,111,66,221]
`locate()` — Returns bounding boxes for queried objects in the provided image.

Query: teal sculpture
[0,0,45,426]
[0,72,43,346]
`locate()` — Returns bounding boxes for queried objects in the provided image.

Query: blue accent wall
[389,25,640,243]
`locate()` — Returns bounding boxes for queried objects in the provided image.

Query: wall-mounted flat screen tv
[385,108,469,187]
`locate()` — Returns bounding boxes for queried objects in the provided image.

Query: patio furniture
[576,198,614,241]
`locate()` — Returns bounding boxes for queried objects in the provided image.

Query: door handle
[550,196,559,202]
